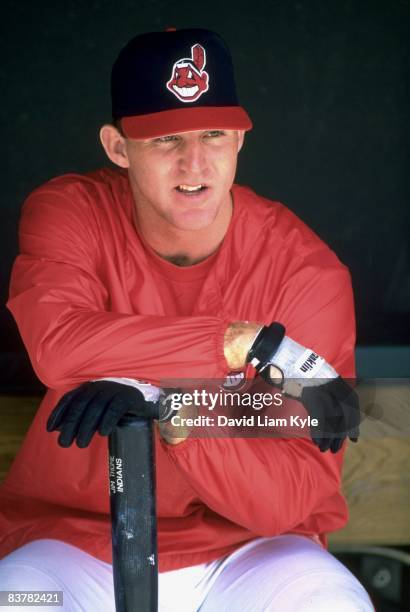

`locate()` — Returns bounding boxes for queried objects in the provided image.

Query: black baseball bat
[108,392,175,612]
[109,414,158,612]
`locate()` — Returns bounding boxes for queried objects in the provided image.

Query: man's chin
[171,208,219,232]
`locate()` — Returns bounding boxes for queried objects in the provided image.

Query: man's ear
[99,124,129,168]
[237,130,245,153]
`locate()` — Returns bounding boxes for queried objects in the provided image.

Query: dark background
[1,0,409,391]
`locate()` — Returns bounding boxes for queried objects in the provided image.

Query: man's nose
[178,140,208,175]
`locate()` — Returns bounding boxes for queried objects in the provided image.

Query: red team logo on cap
[166,44,209,102]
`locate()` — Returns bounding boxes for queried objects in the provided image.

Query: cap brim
[121,106,252,139]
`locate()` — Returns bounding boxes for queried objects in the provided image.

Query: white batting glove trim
[92,377,161,403]
[265,337,339,398]
[272,336,338,382]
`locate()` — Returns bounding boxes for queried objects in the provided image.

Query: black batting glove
[300,377,360,453]
[248,323,361,453]
[46,380,159,448]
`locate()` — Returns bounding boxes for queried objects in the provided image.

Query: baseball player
[0,28,373,610]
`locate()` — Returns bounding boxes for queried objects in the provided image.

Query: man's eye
[155,135,178,143]
[204,130,225,138]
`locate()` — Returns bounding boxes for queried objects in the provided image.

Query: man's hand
[46,380,158,448]
[246,323,361,453]
[298,376,359,453]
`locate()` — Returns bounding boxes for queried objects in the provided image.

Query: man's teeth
[177,185,204,192]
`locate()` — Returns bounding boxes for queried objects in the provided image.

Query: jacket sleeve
[7,188,229,389]
[160,260,356,536]
[159,435,344,537]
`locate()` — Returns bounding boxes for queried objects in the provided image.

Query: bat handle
[109,415,158,612]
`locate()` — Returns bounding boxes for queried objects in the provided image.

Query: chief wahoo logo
[166,44,209,102]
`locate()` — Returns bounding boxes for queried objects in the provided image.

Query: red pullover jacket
[0,168,355,571]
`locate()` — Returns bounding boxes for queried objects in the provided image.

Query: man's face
[123,129,244,232]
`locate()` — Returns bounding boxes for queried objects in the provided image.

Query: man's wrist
[223,321,264,369]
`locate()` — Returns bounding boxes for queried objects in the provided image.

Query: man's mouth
[175,184,208,195]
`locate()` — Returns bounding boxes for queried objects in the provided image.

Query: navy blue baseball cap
[111,28,252,139]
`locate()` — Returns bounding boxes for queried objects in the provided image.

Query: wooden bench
[1,382,409,546]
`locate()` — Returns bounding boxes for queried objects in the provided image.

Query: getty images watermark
[159,377,328,439]
[157,377,410,439]
[164,388,318,429]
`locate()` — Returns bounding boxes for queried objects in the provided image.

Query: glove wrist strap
[93,377,162,403]
[246,322,286,371]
